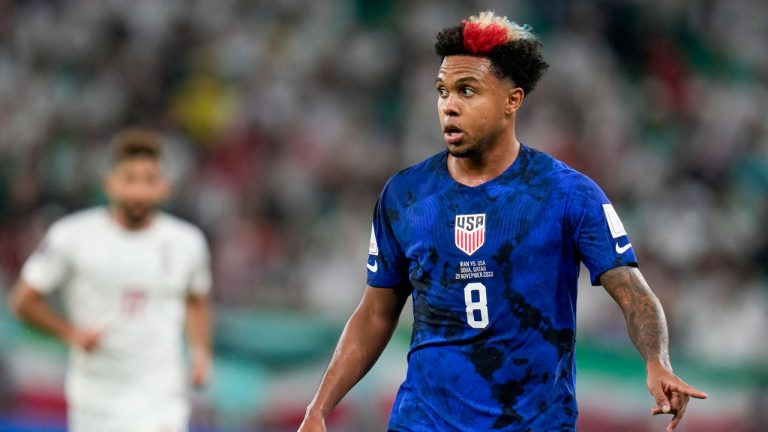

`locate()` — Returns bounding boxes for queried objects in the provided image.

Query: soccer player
[299,12,706,432]
[9,128,212,432]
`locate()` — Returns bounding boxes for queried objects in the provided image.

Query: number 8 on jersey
[464,282,489,328]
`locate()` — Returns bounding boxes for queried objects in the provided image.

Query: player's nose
[440,95,460,117]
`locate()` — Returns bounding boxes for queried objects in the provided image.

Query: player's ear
[505,86,525,116]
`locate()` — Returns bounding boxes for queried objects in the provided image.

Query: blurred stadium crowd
[0,0,766,431]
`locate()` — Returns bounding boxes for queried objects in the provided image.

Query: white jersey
[21,207,211,431]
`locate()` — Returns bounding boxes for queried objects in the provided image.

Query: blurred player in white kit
[9,128,212,432]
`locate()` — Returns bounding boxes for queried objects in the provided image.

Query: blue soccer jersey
[367,145,638,431]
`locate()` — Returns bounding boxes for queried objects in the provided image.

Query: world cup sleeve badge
[602,204,632,254]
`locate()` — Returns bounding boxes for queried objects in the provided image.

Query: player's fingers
[667,417,679,432]
[193,369,208,386]
[191,361,211,387]
[87,330,104,349]
[83,341,99,352]
[669,382,708,399]
[76,331,100,352]
[191,368,201,385]
[669,391,689,411]
[649,386,672,413]
[667,401,688,432]
[92,330,105,344]
[191,374,204,387]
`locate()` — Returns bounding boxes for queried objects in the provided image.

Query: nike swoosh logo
[615,241,632,254]
[367,260,378,272]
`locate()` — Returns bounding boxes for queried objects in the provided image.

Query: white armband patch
[602,204,627,239]
[368,224,379,256]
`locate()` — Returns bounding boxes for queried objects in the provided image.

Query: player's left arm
[185,292,211,387]
[600,266,707,432]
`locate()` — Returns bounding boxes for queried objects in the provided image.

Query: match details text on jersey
[455,260,494,280]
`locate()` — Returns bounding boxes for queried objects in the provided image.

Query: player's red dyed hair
[435,11,548,94]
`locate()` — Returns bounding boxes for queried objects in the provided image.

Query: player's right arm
[10,280,101,351]
[11,219,102,352]
[299,285,408,432]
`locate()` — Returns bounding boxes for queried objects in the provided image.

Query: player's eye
[437,87,448,98]
[461,87,475,96]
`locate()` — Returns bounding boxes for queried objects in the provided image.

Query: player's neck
[110,208,156,231]
[448,137,521,187]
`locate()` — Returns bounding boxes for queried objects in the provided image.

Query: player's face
[436,55,516,158]
[105,158,169,228]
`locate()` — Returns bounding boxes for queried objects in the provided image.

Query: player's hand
[646,361,708,431]
[297,411,326,432]
[190,348,212,388]
[67,328,103,352]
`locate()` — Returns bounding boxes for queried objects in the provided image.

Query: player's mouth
[443,125,464,145]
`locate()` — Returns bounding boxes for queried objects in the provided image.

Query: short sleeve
[567,177,638,285]
[188,230,212,296]
[367,181,410,290]
[21,223,71,294]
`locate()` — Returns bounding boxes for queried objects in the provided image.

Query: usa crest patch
[455,214,486,256]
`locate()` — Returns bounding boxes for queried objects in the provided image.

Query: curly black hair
[435,24,549,95]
